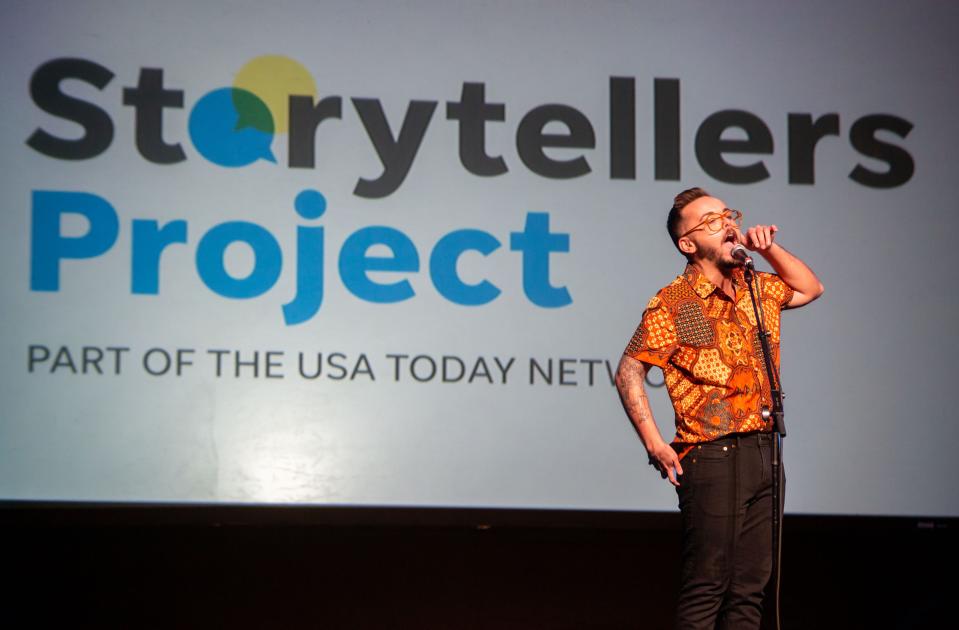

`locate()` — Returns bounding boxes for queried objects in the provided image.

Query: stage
[5,504,953,629]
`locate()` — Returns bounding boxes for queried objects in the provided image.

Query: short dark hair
[667,187,709,259]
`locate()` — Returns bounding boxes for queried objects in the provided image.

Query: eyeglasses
[680,208,742,238]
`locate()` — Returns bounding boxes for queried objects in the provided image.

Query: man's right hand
[615,356,684,486]
[648,442,683,487]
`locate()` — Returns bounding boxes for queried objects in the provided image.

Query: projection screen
[2,0,957,517]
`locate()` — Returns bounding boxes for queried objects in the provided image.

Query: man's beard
[700,243,739,271]
[717,256,740,272]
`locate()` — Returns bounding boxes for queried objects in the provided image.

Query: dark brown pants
[674,432,779,630]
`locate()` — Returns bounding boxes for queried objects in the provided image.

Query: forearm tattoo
[615,358,654,426]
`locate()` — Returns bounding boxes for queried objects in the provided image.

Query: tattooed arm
[614,355,683,486]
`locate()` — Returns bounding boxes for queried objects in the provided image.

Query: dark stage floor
[4,505,953,629]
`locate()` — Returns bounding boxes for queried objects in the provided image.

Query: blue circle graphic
[189,88,276,167]
[294,189,327,219]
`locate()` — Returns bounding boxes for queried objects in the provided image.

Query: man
[615,187,823,629]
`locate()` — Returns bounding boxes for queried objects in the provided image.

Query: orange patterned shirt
[624,264,794,451]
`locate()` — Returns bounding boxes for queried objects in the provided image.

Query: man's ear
[679,236,696,257]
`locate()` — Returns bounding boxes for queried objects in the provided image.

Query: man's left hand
[742,224,779,253]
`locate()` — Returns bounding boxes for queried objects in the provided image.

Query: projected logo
[22,52,914,325]
[189,56,316,167]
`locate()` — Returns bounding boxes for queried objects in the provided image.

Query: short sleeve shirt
[624,265,794,448]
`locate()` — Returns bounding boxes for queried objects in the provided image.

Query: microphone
[731,244,754,268]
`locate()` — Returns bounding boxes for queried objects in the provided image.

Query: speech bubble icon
[232,89,275,133]
[189,87,276,167]
[234,55,317,133]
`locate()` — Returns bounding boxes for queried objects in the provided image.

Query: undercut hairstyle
[667,187,709,259]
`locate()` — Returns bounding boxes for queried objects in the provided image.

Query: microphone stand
[741,259,786,630]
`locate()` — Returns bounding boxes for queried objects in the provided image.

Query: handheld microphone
[731,244,754,268]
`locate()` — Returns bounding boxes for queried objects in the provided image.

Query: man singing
[615,187,823,629]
